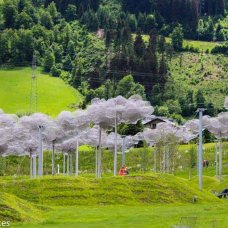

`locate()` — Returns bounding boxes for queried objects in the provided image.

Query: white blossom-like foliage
[87,95,153,128]
[80,125,107,147]
[56,137,79,154]
[184,116,210,134]
[206,113,228,139]
[19,113,51,131]
[105,132,122,151]
[0,112,18,127]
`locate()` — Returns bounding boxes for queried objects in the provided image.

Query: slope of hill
[0,68,83,116]
[0,175,220,206]
[0,192,42,222]
[169,53,228,109]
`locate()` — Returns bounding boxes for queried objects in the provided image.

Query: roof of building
[142,115,174,125]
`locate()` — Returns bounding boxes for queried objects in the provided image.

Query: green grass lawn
[0,68,83,116]
[12,203,228,228]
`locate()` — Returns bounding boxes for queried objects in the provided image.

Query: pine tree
[133,31,145,58]
[196,90,206,108]
[148,29,158,54]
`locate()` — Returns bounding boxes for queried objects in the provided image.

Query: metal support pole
[38,126,43,177]
[122,137,125,167]
[67,153,69,175]
[114,112,118,176]
[154,144,156,173]
[198,108,205,191]
[57,164,60,175]
[166,148,170,173]
[33,155,37,178]
[75,140,79,176]
[70,154,73,175]
[98,126,102,178]
[95,146,98,177]
[30,152,33,179]
[219,139,223,183]
[63,153,66,174]
[215,143,218,178]
[52,141,55,176]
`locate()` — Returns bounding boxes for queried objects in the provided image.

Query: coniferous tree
[196,90,206,108]
[134,31,145,58]
[148,29,158,53]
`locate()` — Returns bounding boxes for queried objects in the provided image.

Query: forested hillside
[0,0,227,121]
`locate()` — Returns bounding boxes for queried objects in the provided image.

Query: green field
[134,34,222,52]
[0,68,83,116]
[11,203,228,228]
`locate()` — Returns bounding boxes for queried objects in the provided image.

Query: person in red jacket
[119,166,126,176]
[119,166,129,176]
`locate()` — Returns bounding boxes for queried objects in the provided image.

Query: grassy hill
[0,175,220,206]
[0,192,42,223]
[0,175,226,227]
[0,68,83,116]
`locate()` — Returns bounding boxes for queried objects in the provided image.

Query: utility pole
[197,108,205,191]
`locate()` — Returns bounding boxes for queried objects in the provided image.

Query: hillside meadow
[0,68,83,116]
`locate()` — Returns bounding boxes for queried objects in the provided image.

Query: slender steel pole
[33,155,37,178]
[75,139,79,176]
[198,109,204,191]
[70,154,73,175]
[122,137,125,167]
[52,141,55,176]
[215,143,218,178]
[154,144,156,173]
[98,126,102,178]
[30,152,33,179]
[95,146,98,177]
[63,153,66,174]
[114,111,118,176]
[57,164,60,175]
[67,153,69,175]
[219,138,223,183]
[38,126,43,177]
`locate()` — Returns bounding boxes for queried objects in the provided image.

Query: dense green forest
[0,0,228,122]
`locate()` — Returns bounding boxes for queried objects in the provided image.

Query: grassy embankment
[0,175,227,227]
